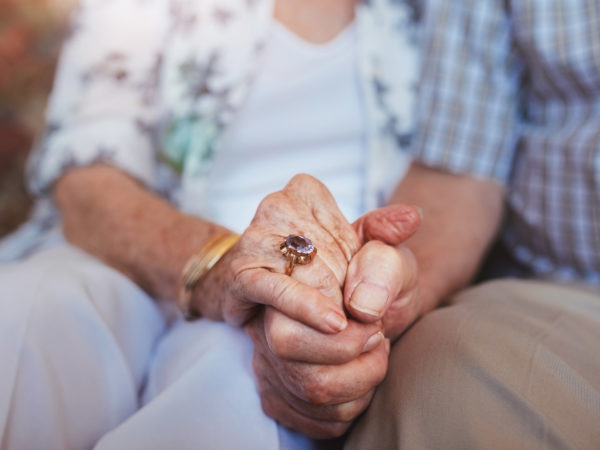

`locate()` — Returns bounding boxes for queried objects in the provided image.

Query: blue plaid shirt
[412,0,600,284]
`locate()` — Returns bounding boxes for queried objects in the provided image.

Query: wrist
[177,232,240,320]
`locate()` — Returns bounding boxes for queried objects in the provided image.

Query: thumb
[353,204,421,245]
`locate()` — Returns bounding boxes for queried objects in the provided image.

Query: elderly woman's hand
[192,173,361,334]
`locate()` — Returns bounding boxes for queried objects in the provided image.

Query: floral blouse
[1,0,419,260]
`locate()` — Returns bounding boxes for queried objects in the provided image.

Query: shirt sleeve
[27,0,168,195]
[411,0,522,184]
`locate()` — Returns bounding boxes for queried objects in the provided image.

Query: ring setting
[280,235,317,275]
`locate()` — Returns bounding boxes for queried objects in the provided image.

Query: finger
[344,241,418,322]
[382,288,422,341]
[257,349,377,422]
[263,307,383,364]
[311,205,361,266]
[255,371,353,439]
[353,204,421,245]
[261,338,390,406]
[247,316,390,429]
[237,268,348,333]
[249,328,350,438]
[284,174,361,263]
[237,227,345,300]
[281,386,375,424]
[253,351,374,431]
[287,254,344,310]
[276,218,359,286]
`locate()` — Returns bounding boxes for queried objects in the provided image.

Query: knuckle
[301,370,332,406]
[259,191,282,208]
[383,242,403,261]
[265,316,295,358]
[337,338,363,361]
[374,357,389,386]
[345,233,361,257]
[398,246,418,276]
[236,229,260,252]
[259,393,278,420]
[316,422,352,440]
[245,321,260,343]
[271,278,295,311]
[384,248,405,276]
[334,400,365,423]
[357,243,405,282]
[251,352,262,375]
[367,240,399,262]
[254,192,288,221]
[287,173,318,188]
[230,265,253,295]
[374,370,386,388]
[333,227,361,258]
[314,268,339,292]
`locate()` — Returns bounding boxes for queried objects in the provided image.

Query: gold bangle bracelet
[178,233,240,320]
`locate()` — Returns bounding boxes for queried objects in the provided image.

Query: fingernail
[350,283,389,319]
[362,331,384,353]
[413,206,424,220]
[325,311,347,332]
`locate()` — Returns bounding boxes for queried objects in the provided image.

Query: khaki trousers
[345,280,600,450]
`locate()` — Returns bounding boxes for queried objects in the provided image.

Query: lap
[0,244,166,380]
[96,318,315,450]
[346,279,600,450]
[0,245,166,449]
[0,245,315,449]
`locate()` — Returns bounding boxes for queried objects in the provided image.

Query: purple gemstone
[286,235,314,255]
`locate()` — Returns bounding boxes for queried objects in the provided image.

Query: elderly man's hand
[346,205,422,340]
[246,307,390,439]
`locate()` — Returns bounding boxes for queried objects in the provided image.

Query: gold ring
[280,235,317,276]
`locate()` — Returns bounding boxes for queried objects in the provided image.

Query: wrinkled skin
[57,161,503,440]
[195,174,361,333]
[196,174,422,438]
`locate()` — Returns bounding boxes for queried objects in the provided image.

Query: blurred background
[0,0,77,238]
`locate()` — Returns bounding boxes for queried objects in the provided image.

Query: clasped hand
[196,174,421,438]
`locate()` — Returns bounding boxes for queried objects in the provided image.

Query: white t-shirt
[181,21,367,233]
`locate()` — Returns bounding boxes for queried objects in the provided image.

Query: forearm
[388,163,505,311]
[54,165,230,303]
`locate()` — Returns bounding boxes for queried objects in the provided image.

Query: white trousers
[0,245,313,450]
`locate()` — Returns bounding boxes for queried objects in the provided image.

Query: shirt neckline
[272,20,356,55]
